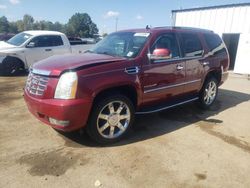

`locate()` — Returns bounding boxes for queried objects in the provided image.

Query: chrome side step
[135,97,199,115]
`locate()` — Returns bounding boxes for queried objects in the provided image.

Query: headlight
[54,72,78,99]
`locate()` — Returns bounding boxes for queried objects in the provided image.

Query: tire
[198,77,218,109]
[2,57,23,76]
[87,95,135,144]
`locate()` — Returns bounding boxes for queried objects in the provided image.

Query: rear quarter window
[204,33,226,55]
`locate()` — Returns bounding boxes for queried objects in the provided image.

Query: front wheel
[2,57,22,76]
[87,95,135,144]
[198,77,218,109]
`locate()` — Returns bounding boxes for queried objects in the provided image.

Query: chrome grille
[26,73,49,96]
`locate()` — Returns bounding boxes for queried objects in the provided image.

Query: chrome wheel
[97,101,131,139]
[204,80,217,105]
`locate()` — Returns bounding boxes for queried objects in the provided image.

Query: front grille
[26,73,49,96]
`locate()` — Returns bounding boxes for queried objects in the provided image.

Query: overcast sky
[0,0,249,33]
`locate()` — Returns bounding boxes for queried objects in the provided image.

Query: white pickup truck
[0,30,93,75]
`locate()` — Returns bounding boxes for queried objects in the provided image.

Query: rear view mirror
[148,48,171,61]
[26,42,35,48]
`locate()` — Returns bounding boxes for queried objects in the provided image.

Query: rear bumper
[24,91,92,132]
[220,72,229,86]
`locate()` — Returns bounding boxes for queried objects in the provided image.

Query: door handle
[45,49,52,52]
[125,66,140,74]
[176,64,184,71]
[201,61,209,66]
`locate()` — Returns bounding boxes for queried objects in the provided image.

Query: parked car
[24,26,229,144]
[67,37,87,45]
[0,30,91,75]
[0,33,15,41]
[81,38,97,44]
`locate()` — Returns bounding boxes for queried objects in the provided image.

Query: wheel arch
[204,68,222,85]
[92,85,138,110]
[3,56,25,70]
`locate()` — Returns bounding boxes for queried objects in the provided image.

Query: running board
[135,97,199,115]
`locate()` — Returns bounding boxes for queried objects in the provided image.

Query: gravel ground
[0,73,250,188]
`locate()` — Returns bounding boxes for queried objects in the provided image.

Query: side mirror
[148,48,171,61]
[26,42,35,48]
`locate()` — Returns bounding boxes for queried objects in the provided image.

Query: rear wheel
[198,77,218,109]
[87,95,134,144]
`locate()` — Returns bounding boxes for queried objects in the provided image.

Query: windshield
[90,32,150,58]
[7,32,32,46]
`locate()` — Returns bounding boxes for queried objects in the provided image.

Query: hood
[32,53,126,76]
[0,41,17,51]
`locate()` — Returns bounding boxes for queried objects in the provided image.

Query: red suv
[24,27,229,144]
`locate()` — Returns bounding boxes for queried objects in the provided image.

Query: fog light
[49,118,70,127]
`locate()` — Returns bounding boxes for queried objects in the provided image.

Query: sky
[0,0,250,34]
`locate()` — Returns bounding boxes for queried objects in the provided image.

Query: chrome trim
[135,97,199,114]
[125,66,140,74]
[201,61,209,66]
[144,79,201,94]
[152,55,203,64]
[32,69,51,76]
[176,64,184,70]
[144,84,157,88]
[25,73,49,96]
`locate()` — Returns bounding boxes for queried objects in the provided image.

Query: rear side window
[51,36,63,46]
[204,33,226,55]
[30,35,63,47]
[180,33,204,57]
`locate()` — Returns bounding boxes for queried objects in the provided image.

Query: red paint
[24,27,229,131]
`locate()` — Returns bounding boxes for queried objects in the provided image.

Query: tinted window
[180,33,203,57]
[204,33,226,55]
[151,33,180,58]
[30,35,63,47]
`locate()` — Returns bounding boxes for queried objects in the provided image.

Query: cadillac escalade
[24,27,229,144]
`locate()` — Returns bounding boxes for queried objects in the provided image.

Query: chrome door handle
[45,49,52,52]
[201,61,209,66]
[125,66,140,74]
[176,65,184,71]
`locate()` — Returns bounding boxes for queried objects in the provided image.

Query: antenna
[146,25,151,30]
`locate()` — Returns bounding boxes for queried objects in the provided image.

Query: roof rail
[153,26,214,33]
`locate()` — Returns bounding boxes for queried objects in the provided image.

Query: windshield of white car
[90,32,150,58]
[7,32,32,46]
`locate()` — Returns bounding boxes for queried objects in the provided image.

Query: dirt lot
[0,73,250,188]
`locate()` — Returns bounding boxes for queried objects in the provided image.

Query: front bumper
[24,91,92,131]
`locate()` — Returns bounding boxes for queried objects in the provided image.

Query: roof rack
[152,26,214,33]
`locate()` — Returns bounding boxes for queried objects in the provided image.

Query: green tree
[67,13,98,37]
[0,16,9,33]
[23,14,34,30]
[8,22,18,33]
[16,20,24,32]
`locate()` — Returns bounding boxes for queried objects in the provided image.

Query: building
[172,3,250,74]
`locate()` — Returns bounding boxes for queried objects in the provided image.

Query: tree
[16,20,24,32]
[67,13,98,37]
[23,14,34,30]
[0,16,9,33]
[8,22,18,33]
